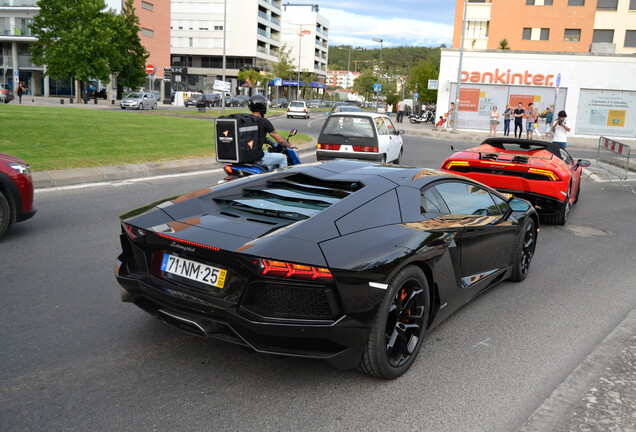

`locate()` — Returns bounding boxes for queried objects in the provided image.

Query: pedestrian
[17,82,25,104]
[433,115,445,131]
[447,102,456,128]
[551,110,570,149]
[396,99,406,123]
[387,103,393,120]
[533,107,542,138]
[503,104,512,136]
[525,102,535,140]
[489,106,499,137]
[544,107,554,139]
[513,102,524,138]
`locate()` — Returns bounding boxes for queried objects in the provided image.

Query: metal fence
[596,137,630,180]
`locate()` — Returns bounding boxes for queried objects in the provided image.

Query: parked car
[120,92,158,110]
[287,100,310,119]
[307,99,323,108]
[441,137,591,225]
[0,84,15,104]
[185,93,221,108]
[115,160,538,379]
[0,153,36,239]
[234,95,249,107]
[271,97,289,108]
[317,112,404,164]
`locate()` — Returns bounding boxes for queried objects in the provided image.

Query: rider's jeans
[259,151,288,168]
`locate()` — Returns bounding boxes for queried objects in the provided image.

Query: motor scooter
[221,129,300,182]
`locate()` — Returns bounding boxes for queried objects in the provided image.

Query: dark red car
[441,138,590,225]
[0,153,36,239]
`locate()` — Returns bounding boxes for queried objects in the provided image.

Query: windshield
[125,93,141,99]
[290,102,305,108]
[322,116,375,138]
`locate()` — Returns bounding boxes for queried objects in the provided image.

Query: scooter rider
[248,94,296,168]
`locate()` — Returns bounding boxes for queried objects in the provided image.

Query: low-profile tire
[138,103,144,110]
[393,148,403,165]
[380,155,387,163]
[510,217,536,282]
[545,184,570,225]
[359,266,430,379]
[0,191,11,239]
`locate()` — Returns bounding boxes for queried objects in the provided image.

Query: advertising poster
[575,90,636,137]
[452,84,509,129]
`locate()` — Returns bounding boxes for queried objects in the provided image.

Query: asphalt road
[1,116,635,431]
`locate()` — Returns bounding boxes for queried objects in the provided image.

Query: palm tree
[499,39,511,50]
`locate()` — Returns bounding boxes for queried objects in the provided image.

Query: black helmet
[248,94,268,116]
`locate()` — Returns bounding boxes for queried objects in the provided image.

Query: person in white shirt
[551,110,571,148]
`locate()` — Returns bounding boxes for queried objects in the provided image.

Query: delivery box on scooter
[215,114,262,163]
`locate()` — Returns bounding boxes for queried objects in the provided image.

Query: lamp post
[453,0,468,133]
[372,38,383,110]
[296,26,311,100]
[221,0,227,115]
[345,47,360,89]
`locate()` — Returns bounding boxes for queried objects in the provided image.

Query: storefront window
[564,29,581,42]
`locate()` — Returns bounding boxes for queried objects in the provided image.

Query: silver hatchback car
[120,92,157,110]
[0,84,15,104]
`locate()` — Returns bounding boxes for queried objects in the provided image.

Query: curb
[518,308,636,431]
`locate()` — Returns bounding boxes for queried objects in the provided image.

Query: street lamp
[372,38,383,110]
[221,0,227,115]
[297,26,311,100]
[345,47,361,90]
[453,0,469,133]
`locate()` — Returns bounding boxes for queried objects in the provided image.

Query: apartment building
[280,3,329,78]
[452,0,636,55]
[0,0,169,96]
[170,0,284,93]
[326,70,359,89]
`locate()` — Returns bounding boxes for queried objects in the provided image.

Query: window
[526,0,535,4]
[420,188,448,214]
[564,29,581,41]
[434,182,501,217]
[625,30,636,47]
[466,20,489,38]
[141,27,153,38]
[141,1,153,11]
[540,28,550,40]
[630,0,636,10]
[522,28,532,40]
[544,0,553,4]
[568,0,584,5]
[214,25,223,31]
[597,0,618,10]
[593,29,614,43]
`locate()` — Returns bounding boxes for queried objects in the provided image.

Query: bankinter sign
[461,69,555,86]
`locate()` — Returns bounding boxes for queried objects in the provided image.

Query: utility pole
[373,38,383,109]
[453,0,468,133]
[221,0,227,115]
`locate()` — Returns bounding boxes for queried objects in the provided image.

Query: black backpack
[215,114,264,163]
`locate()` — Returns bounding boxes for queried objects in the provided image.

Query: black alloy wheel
[510,217,536,282]
[0,191,11,239]
[360,266,430,379]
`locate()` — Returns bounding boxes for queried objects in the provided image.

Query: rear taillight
[352,146,378,153]
[444,161,469,170]
[253,259,333,281]
[224,165,233,174]
[317,143,341,151]
[527,168,559,181]
[122,222,147,239]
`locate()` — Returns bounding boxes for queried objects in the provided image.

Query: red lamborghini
[441,138,590,225]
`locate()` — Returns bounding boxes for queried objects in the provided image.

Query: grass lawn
[0,106,310,171]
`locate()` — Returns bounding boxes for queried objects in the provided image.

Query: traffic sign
[374,83,381,92]
[145,64,155,75]
[556,73,561,88]
[414,92,419,100]
[427,79,438,90]
[274,78,283,87]
[213,80,231,92]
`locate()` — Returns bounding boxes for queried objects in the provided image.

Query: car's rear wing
[463,150,555,164]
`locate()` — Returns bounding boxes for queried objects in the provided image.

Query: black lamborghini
[115,161,538,379]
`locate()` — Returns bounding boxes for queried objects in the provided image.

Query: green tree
[352,70,376,96]
[406,59,439,103]
[30,0,117,98]
[271,44,295,80]
[110,0,149,91]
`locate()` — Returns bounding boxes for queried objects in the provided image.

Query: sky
[317,0,456,48]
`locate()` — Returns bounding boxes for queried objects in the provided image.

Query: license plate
[161,254,227,289]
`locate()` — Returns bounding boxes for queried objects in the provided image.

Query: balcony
[0,0,39,6]
[0,26,33,36]
[260,0,281,11]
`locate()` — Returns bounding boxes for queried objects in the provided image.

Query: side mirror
[288,129,297,137]
[509,198,531,212]
[576,159,591,168]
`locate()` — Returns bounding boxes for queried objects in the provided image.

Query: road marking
[472,338,492,348]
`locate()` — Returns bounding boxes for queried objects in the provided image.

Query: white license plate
[161,254,227,288]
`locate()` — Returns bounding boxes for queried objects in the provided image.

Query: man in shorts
[525,102,535,140]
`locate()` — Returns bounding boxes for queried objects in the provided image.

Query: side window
[420,187,449,214]
[560,148,574,165]
[384,117,397,134]
[434,182,501,216]
[491,194,510,215]
[375,117,389,135]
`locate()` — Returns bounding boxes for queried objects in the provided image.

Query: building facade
[280,3,328,78]
[452,0,636,55]
[436,49,636,137]
[326,70,359,89]
[0,0,169,97]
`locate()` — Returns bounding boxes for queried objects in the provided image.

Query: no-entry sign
[145,64,155,75]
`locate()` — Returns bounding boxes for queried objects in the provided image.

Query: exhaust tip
[158,310,208,337]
